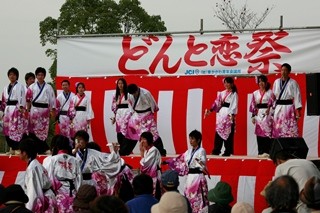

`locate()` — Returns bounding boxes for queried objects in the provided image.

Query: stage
[0,154,276,212]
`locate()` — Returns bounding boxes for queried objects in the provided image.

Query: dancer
[43,135,82,213]
[272,63,302,138]
[249,75,275,158]
[70,82,94,137]
[205,77,238,156]
[127,83,166,156]
[1,67,26,155]
[19,138,57,212]
[111,78,132,156]
[139,131,162,200]
[72,130,121,195]
[26,67,56,154]
[56,80,75,142]
[165,129,209,213]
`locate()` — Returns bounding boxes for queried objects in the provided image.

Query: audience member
[265,175,299,213]
[231,202,254,213]
[300,176,320,212]
[160,170,192,213]
[90,195,128,213]
[0,184,32,213]
[126,174,158,213]
[208,181,234,213]
[73,184,97,213]
[151,191,188,213]
[270,150,320,212]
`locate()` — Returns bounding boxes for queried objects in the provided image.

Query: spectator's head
[132,174,153,195]
[19,138,37,160]
[90,195,128,213]
[140,131,154,147]
[271,150,295,165]
[74,130,90,149]
[161,170,179,191]
[151,191,187,213]
[87,142,101,152]
[127,84,139,95]
[208,181,234,205]
[231,202,254,213]
[73,184,97,211]
[25,72,35,86]
[7,67,19,81]
[265,175,299,212]
[300,176,320,210]
[3,184,29,204]
[189,129,202,147]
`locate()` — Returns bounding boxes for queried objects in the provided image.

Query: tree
[39,0,167,142]
[39,0,167,81]
[214,0,273,32]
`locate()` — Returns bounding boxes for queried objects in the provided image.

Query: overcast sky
[0,0,319,88]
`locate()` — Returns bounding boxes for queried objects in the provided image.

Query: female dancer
[71,82,94,137]
[205,77,238,156]
[111,78,132,155]
[249,75,274,157]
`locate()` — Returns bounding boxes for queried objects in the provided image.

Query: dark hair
[271,150,295,164]
[55,135,72,155]
[301,176,320,209]
[7,67,19,80]
[19,138,37,160]
[115,78,128,101]
[61,80,70,85]
[132,174,154,195]
[257,75,271,91]
[281,63,291,72]
[76,82,85,94]
[224,77,237,93]
[265,175,299,212]
[189,129,202,146]
[87,142,101,152]
[90,195,128,213]
[35,67,46,77]
[74,130,89,143]
[140,132,153,146]
[25,72,35,82]
[127,84,139,94]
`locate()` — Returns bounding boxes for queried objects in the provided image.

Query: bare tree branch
[214,0,274,32]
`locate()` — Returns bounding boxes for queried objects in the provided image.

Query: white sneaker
[259,153,269,158]
[5,148,15,155]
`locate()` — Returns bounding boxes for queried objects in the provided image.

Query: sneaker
[44,150,52,155]
[14,150,21,155]
[5,148,15,155]
[222,153,231,157]
[258,153,269,158]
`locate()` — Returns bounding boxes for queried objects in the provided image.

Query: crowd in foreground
[0,128,320,213]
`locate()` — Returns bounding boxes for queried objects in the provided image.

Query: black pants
[27,133,50,154]
[5,136,19,150]
[257,136,272,155]
[212,123,235,156]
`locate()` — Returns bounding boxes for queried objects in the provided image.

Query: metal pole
[280,15,283,30]
[200,19,204,35]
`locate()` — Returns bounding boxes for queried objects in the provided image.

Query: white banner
[57,29,320,76]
